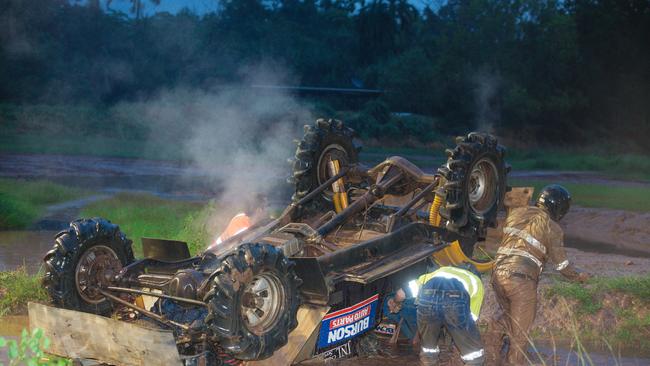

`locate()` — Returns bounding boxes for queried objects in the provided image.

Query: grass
[0,267,48,316]
[3,103,650,181]
[543,274,650,351]
[0,179,91,229]
[0,132,170,160]
[509,179,650,211]
[363,145,650,181]
[547,274,650,312]
[0,103,184,160]
[507,149,650,181]
[79,193,214,256]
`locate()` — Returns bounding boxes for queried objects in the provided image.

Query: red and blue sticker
[318,294,379,348]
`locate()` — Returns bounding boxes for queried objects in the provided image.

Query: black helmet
[536,184,571,221]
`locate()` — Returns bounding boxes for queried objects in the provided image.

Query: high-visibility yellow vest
[411,267,484,321]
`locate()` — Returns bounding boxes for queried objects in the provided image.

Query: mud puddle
[317,343,650,366]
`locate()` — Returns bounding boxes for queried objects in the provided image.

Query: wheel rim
[316,144,349,201]
[468,158,499,215]
[75,245,122,304]
[241,272,286,335]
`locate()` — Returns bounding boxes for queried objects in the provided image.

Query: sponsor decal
[374,322,396,335]
[315,341,353,360]
[317,294,379,348]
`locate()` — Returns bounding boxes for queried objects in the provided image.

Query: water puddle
[0,231,57,273]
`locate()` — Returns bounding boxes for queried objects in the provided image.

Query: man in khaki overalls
[485,184,590,365]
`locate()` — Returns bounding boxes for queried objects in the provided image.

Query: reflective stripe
[497,247,544,269]
[422,346,440,354]
[471,313,478,321]
[408,280,420,297]
[503,227,546,254]
[556,260,570,271]
[461,349,484,361]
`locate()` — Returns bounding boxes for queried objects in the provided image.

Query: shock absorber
[429,193,443,226]
[328,159,349,213]
[429,179,446,227]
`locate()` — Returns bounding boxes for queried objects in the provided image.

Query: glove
[576,271,592,283]
[387,297,403,313]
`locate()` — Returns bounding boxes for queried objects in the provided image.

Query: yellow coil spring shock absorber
[429,178,494,273]
[429,192,444,227]
[328,159,349,213]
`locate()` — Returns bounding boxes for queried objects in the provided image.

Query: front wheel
[204,243,301,360]
[42,218,134,315]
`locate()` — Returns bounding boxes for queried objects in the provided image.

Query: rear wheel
[205,243,301,360]
[438,132,508,254]
[290,118,361,212]
[42,218,134,315]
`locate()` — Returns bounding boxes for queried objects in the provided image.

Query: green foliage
[0,267,48,316]
[1,0,649,150]
[546,282,602,315]
[0,179,90,229]
[509,179,650,212]
[547,274,650,316]
[508,149,650,181]
[0,328,70,366]
[79,193,211,256]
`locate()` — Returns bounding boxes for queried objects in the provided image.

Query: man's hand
[388,288,406,313]
[576,272,592,283]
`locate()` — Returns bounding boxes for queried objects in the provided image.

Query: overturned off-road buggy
[40,119,509,364]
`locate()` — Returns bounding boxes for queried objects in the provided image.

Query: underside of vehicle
[42,118,509,363]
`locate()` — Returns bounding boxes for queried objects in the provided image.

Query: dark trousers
[417,278,484,365]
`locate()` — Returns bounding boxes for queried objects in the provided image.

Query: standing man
[392,263,485,365]
[485,184,591,365]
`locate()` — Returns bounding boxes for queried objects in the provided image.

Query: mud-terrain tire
[438,133,508,252]
[289,118,362,212]
[204,243,301,360]
[42,218,134,315]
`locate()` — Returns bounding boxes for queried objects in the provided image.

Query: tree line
[1,0,648,150]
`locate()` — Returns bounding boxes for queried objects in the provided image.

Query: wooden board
[28,302,182,366]
[246,304,330,366]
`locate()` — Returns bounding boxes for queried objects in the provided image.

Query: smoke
[473,69,501,134]
[137,64,311,229]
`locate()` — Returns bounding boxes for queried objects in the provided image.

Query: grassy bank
[79,193,213,256]
[0,179,90,229]
[543,275,650,348]
[0,267,47,316]
[364,146,650,181]
[3,104,649,181]
[509,179,650,211]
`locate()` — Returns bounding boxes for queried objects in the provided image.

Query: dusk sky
[101,0,436,16]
